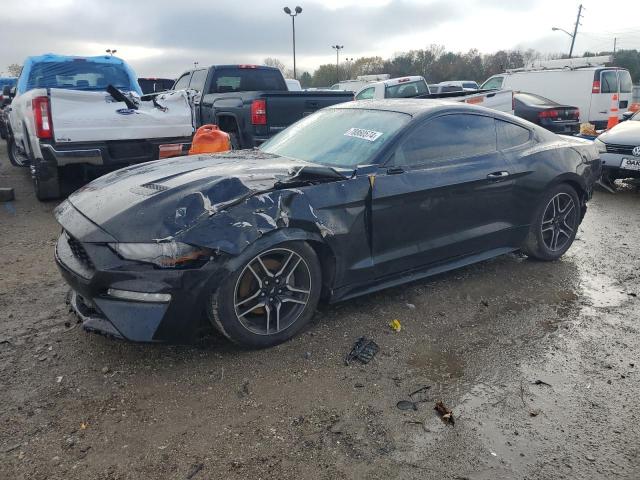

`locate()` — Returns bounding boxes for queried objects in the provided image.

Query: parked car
[330,74,391,93]
[513,92,580,134]
[355,76,514,114]
[0,78,17,139]
[170,65,353,149]
[6,54,194,200]
[594,110,640,183]
[481,56,633,129]
[436,80,480,91]
[54,99,600,348]
[138,77,175,94]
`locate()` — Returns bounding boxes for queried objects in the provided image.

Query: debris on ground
[389,319,402,332]
[345,337,379,365]
[185,462,204,479]
[409,385,431,398]
[434,400,455,425]
[533,379,552,386]
[396,400,418,411]
[0,187,15,202]
[529,409,542,417]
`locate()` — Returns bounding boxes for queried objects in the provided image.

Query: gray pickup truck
[171,65,354,149]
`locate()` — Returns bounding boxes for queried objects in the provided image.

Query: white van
[481,56,633,129]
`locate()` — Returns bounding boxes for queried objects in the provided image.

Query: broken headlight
[593,138,607,154]
[108,241,212,269]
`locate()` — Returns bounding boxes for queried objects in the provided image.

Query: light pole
[331,45,343,84]
[105,49,117,56]
[283,6,302,80]
[552,3,583,58]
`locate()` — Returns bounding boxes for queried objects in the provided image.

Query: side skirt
[329,246,517,303]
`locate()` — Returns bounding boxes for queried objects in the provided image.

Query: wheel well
[306,240,336,299]
[217,115,239,136]
[560,180,588,220]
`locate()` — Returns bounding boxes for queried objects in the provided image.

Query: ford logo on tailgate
[633,146,640,157]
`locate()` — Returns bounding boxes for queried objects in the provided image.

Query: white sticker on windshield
[344,128,383,142]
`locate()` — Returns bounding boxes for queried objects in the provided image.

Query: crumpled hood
[599,121,640,146]
[62,150,315,242]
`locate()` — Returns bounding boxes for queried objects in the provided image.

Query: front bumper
[600,151,640,177]
[55,230,225,343]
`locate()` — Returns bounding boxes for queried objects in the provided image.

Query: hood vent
[130,182,169,196]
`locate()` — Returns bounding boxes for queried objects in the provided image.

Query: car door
[371,113,516,278]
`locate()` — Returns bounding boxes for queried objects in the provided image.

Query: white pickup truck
[354,76,514,115]
[6,54,194,200]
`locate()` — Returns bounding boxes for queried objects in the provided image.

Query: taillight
[573,109,580,119]
[538,110,559,119]
[251,99,267,125]
[32,96,52,139]
[592,80,601,94]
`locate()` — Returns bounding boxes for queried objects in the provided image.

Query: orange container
[189,124,231,155]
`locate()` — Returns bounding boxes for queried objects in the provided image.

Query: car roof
[331,98,483,117]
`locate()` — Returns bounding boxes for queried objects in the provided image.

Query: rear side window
[385,80,428,98]
[396,114,497,167]
[496,120,531,150]
[600,70,618,94]
[482,76,504,89]
[463,82,479,89]
[189,69,208,92]
[209,68,286,93]
[619,71,632,93]
[173,73,191,90]
[356,87,374,100]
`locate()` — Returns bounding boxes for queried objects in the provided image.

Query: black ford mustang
[54,100,601,348]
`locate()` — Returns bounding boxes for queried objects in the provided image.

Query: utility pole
[568,4,583,58]
[331,45,343,84]
[613,37,617,55]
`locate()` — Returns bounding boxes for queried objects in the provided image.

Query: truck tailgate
[49,89,194,143]
[265,92,353,134]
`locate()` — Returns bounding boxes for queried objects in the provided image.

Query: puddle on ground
[406,347,464,381]
[579,272,628,309]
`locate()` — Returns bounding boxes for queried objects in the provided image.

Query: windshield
[260,108,411,168]
[385,80,428,98]
[26,61,135,92]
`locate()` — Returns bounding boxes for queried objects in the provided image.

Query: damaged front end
[54,151,359,342]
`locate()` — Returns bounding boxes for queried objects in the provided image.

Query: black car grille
[605,144,636,155]
[66,233,95,270]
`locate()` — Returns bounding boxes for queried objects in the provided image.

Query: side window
[396,114,497,167]
[188,69,208,92]
[356,87,374,100]
[496,120,531,150]
[482,76,503,90]
[601,70,618,94]
[173,72,192,90]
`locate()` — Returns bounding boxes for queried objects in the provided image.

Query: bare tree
[263,58,287,73]
[6,63,22,77]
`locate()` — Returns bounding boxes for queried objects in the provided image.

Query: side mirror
[1,86,11,96]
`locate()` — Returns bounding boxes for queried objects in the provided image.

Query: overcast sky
[1,0,638,78]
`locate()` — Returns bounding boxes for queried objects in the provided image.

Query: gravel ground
[1,143,639,480]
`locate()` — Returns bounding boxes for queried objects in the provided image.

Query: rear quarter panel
[503,133,597,228]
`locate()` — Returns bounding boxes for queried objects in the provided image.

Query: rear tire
[521,184,581,261]
[8,137,29,167]
[229,132,240,150]
[208,241,322,348]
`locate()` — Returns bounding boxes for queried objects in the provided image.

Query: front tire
[522,184,581,261]
[208,241,322,348]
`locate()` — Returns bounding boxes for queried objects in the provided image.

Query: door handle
[386,167,404,175]
[487,171,510,179]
